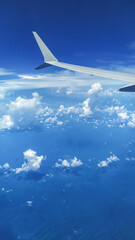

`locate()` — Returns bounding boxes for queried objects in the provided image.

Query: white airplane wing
[33,31,135,92]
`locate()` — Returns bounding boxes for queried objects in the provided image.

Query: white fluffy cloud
[70,157,83,167]
[103,104,135,128]
[15,149,44,174]
[0,115,14,130]
[105,105,126,115]
[3,163,10,169]
[118,112,129,120]
[56,83,102,118]
[55,157,83,168]
[45,116,63,126]
[8,92,41,111]
[0,92,42,130]
[80,83,102,117]
[57,105,78,116]
[128,113,135,127]
[88,83,102,95]
[81,98,92,116]
[98,154,119,168]
[0,163,10,170]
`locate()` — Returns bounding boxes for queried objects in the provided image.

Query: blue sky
[1,1,135,239]
[0,0,135,73]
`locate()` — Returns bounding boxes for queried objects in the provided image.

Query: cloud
[0,92,42,130]
[0,82,134,131]
[104,105,129,122]
[125,157,135,161]
[45,116,57,124]
[105,105,125,115]
[0,71,94,91]
[3,163,10,169]
[55,159,70,168]
[55,157,83,168]
[128,113,135,127]
[0,163,10,170]
[80,83,102,117]
[0,91,5,99]
[45,116,63,126]
[8,92,41,111]
[56,83,102,118]
[26,201,33,207]
[0,67,123,93]
[102,104,135,128]
[0,68,14,76]
[81,98,92,116]
[118,112,129,120]
[70,157,83,167]
[66,88,73,95]
[57,105,78,116]
[88,83,102,95]
[0,115,14,130]
[98,154,119,168]
[15,149,44,174]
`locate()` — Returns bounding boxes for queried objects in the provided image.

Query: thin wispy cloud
[0,68,14,76]
[0,70,125,93]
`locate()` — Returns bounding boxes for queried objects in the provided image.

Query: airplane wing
[32,31,135,92]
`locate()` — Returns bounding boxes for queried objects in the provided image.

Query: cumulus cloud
[118,112,129,120]
[56,83,102,118]
[0,163,10,170]
[0,115,14,130]
[104,105,130,124]
[8,92,41,112]
[80,83,102,117]
[57,105,79,117]
[0,92,43,131]
[128,113,135,127]
[81,98,92,116]
[102,104,135,128]
[45,116,57,124]
[105,105,126,115]
[3,163,10,169]
[70,157,83,167]
[98,154,119,168]
[88,83,102,95]
[45,116,63,126]
[55,157,83,168]
[15,149,44,174]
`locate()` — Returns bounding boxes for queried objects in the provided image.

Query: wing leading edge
[32,31,135,92]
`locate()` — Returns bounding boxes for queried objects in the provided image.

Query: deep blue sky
[1,2,135,239]
[0,0,135,73]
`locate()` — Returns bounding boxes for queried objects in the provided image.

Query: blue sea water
[0,87,135,239]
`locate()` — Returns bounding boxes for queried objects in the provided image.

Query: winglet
[32,32,58,63]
